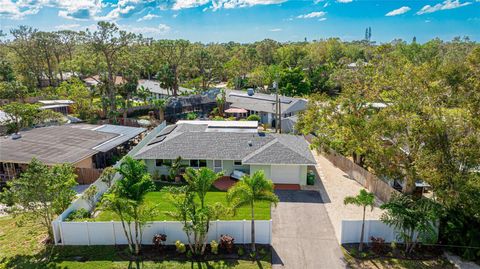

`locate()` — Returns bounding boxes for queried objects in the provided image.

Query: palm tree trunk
[251,201,256,253]
[359,206,365,252]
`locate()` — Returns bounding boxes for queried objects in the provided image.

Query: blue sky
[0,0,479,43]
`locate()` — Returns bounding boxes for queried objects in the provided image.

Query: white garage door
[270,165,300,184]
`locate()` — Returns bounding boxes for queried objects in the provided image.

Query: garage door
[270,165,300,184]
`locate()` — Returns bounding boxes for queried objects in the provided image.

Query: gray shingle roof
[226,90,307,115]
[134,122,315,165]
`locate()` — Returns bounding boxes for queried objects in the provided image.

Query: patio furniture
[230,170,248,180]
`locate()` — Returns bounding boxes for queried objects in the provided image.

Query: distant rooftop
[138,79,193,96]
[226,89,307,115]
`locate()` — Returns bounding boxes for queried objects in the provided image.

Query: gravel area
[305,150,384,243]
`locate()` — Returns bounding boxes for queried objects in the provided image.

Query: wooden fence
[321,149,399,202]
[75,168,103,184]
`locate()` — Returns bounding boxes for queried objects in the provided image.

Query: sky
[0,0,479,43]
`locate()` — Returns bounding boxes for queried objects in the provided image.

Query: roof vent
[247,88,254,96]
[248,140,253,146]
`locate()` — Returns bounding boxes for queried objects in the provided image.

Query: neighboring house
[164,94,217,122]
[0,110,10,135]
[225,89,308,127]
[0,124,145,183]
[138,79,194,98]
[280,115,299,134]
[83,75,126,88]
[134,120,316,186]
[38,100,74,115]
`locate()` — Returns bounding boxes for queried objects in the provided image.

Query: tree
[101,156,156,255]
[100,166,117,188]
[83,185,98,216]
[0,81,28,101]
[2,102,40,133]
[150,98,169,123]
[167,167,225,255]
[136,85,151,105]
[227,170,279,253]
[380,194,440,254]
[165,156,187,181]
[154,40,190,96]
[1,158,77,239]
[216,89,226,117]
[343,189,375,252]
[88,22,136,113]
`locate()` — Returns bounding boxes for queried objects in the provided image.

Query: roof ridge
[241,138,278,162]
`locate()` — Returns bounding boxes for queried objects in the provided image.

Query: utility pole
[273,80,279,133]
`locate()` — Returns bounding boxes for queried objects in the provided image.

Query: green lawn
[0,215,271,269]
[96,189,272,221]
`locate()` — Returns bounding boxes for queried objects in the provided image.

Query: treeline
[297,39,480,260]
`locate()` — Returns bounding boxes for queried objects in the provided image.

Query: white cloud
[137,13,159,21]
[417,0,471,15]
[120,23,171,36]
[211,0,286,11]
[318,17,327,21]
[323,2,330,7]
[173,0,210,10]
[269,28,282,31]
[336,0,352,3]
[297,11,326,19]
[54,24,81,30]
[0,0,104,20]
[102,0,158,21]
[385,6,411,16]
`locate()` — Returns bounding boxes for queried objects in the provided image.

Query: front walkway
[271,190,347,269]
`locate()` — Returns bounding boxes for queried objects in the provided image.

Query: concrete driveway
[271,190,346,269]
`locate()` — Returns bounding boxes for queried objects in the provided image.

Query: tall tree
[343,189,375,252]
[154,40,190,96]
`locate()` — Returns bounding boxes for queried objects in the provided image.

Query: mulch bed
[343,243,445,261]
[115,244,271,262]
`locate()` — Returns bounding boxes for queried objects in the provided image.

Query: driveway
[271,190,346,269]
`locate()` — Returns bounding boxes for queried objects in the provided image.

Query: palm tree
[136,85,151,105]
[165,156,187,182]
[343,189,375,252]
[150,98,169,123]
[183,167,223,208]
[216,89,226,117]
[227,171,279,253]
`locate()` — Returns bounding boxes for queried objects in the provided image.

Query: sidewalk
[304,150,384,243]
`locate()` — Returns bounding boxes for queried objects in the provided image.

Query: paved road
[271,190,347,269]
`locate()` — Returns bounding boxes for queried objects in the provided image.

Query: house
[134,120,316,187]
[0,124,146,184]
[164,94,217,122]
[225,89,307,127]
[138,79,193,98]
[38,100,74,115]
[83,75,126,88]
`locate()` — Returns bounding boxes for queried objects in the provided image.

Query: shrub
[220,234,235,254]
[160,174,167,181]
[226,116,236,121]
[186,250,193,259]
[237,247,245,256]
[259,247,267,256]
[65,208,90,221]
[152,170,161,181]
[212,116,224,121]
[246,114,261,121]
[370,236,386,255]
[152,234,167,249]
[175,240,186,253]
[210,240,219,254]
[186,112,197,120]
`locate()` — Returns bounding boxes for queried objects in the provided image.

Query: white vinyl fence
[52,122,167,245]
[341,220,401,244]
[53,219,272,246]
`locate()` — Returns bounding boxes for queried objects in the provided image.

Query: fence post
[85,221,91,246]
[59,221,65,246]
[243,219,247,244]
[112,221,116,245]
[269,219,273,244]
[216,219,220,241]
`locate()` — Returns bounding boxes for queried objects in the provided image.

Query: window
[234,160,242,166]
[190,160,207,168]
[190,160,199,167]
[156,159,171,166]
[214,160,222,173]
